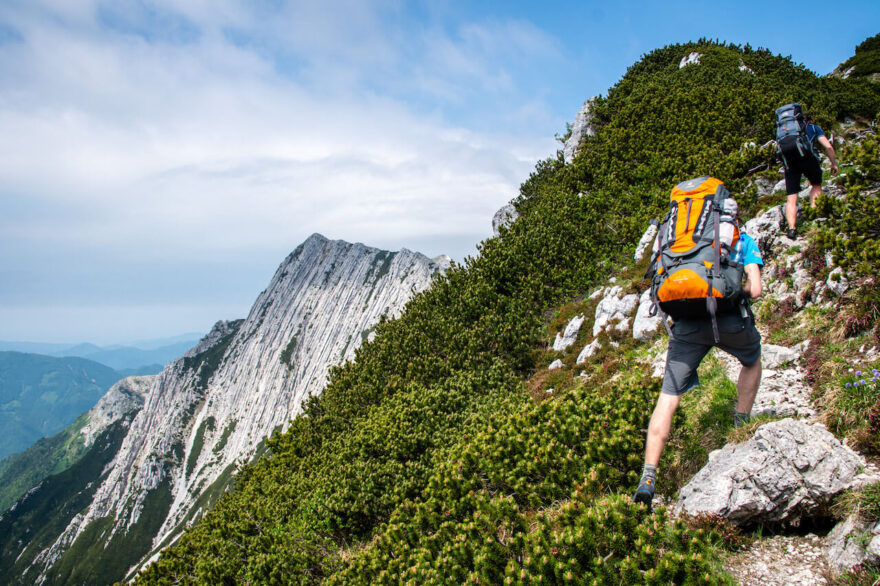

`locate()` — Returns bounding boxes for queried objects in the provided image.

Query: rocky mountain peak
[29,234,446,583]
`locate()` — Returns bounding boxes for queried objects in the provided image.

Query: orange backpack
[648,176,743,342]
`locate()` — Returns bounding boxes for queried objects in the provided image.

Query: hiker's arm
[743,263,762,299]
[818,135,838,175]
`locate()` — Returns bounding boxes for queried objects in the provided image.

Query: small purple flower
[856,371,863,377]
[861,380,867,385]
[846,382,852,387]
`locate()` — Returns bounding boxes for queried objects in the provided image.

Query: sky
[0,1,877,345]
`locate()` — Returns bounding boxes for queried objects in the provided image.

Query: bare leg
[644,392,682,467]
[809,184,822,208]
[736,360,762,414]
[785,192,799,230]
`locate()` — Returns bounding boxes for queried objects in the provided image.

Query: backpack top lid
[665,176,729,254]
[670,176,725,201]
[775,103,802,118]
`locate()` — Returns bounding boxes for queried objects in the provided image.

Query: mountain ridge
[5,233,446,585]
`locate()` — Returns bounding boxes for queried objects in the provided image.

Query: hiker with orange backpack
[633,177,763,510]
[774,103,839,239]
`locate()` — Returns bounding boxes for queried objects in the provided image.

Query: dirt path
[724,533,832,585]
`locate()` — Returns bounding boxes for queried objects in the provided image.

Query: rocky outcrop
[677,419,866,526]
[633,224,658,262]
[826,267,849,296]
[743,205,784,256]
[563,98,597,163]
[680,52,702,68]
[576,339,601,365]
[33,234,445,582]
[632,289,661,341]
[715,343,815,419]
[553,315,584,351]
[826,514,880,573]
[592,286,639,337]
[79,376,154,447]
[492,203,519,237]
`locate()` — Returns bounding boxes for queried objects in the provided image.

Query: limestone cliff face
[78,375,154,448]
[34,233,445,580]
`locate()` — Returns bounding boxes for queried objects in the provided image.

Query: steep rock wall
[33,233,444,582]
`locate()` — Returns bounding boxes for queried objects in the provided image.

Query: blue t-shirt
[733,232,763,267]
[806,123,824,144]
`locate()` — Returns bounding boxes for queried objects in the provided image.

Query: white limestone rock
[826,515,880,574]
[680,52,702,68]
[761,344,801,369]
[744,205,784,257]
[827,267,849,296]
[677,419,865,526]
[738,60,754,74]
[715,344,814,418]
[632,289,661,341]
[576,340,601,365]
[492,203,519,237]
[593,286,639,337]
[752,176,776,198]
[634,224,658,262]
[563,98,597,163]
[553,315,585,351]
[651,350,668,379]
[432,255,453,272]
[79,376,154,447]
[548,359,564,371]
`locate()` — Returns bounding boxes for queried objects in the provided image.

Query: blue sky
[0,0,877,344]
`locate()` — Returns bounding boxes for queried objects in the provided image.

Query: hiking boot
[632,476,655,511]
[734,412,752,429]
[786,227,798,240]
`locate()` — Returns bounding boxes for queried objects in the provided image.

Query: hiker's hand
[831,163,839,176]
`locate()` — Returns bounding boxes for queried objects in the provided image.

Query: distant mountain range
[0,352,123,461]
[0,334,202,372]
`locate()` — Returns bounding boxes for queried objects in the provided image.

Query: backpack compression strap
[705,184,728,343]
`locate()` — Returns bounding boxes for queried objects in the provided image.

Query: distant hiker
[774,103,839,240]
[634,177,763,510]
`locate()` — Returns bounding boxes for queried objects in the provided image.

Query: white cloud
[0,1,561,341]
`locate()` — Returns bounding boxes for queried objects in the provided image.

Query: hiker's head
[804,112,813,123]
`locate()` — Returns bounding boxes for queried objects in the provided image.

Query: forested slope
[135,40,880,585]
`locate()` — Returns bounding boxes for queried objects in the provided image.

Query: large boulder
[677,419,865,526]
[563,98,597,163]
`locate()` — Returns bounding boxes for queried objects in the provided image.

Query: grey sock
[734,412,751,429]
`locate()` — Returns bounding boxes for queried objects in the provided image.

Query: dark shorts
[784,153,822,194]
[661,312,762,396]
